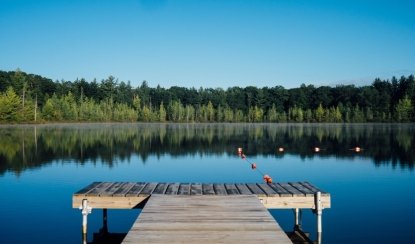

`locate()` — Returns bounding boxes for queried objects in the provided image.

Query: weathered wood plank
[72,195,148,209]
[289,182,315,196]
[100,182,125,196]
[122,195,293,244]
[139,183,158,196]
[202,184,215,195]
[235,183,253,195]
[125,183,146,197]
[165,183,180,195]
[74,182,102,195]
[177,183,190,195]
[87,182,114,196]
[257,183,278,197]
[213,184,227,195]
[152,183,168,195]
[268,183,292,196]
[279,183,305,196]
[259,195,331,209]
[246,183,266,197]
[224,184,240,195]
[301,182,330,196]
[190,183,203,195]
[113,182,136,197]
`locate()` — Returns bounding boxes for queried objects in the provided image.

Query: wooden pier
[123,195,292,243]
[73,182,331,243]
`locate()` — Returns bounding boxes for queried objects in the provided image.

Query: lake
[0,123,414,244]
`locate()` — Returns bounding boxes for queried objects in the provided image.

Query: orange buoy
[241,154,246,159]
[251,163,257,169]
[263,174,273,183]
[278,147,284,152]
[237,147,243,155]
[314,147,320,152]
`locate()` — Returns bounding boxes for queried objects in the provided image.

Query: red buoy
[263,175,273,183]
[251,163,257,169]
[237,147,243,155]
[278,147,284,152]
[355,147,361,152]
[241,154,246,159]
[314,147,320,152]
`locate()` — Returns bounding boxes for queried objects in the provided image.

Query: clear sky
[1,0,414,89]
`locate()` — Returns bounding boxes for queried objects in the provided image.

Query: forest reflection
[0,123,414,175]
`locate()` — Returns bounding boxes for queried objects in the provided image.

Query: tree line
[0,69,414,123]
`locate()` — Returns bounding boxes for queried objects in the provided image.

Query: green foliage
[185,104,195,122]
[289,106,304,122]
[0,87,22,122]
[1,70,415,123]
[114,103,137,122]
[168,100,185,122]
[207,101,215,122]
[62,92,78,120]
[304,109,313,122]
[333,106,343,123]
[351,104,365,123]
[395,96,413,122]
[267,104,278,122]
[248,106,264,122]
[223,106,234,122]
[315,104,325,122]
[159,102,167,122]
[141,105,155,122]
[41,99,54,120]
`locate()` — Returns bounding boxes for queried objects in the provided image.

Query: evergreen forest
[0,69,414,123]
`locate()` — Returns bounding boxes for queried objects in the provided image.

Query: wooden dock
[72,182,331,209]
[122,195,292,243]
[73,182,331,243]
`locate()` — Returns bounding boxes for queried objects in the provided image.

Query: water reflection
[0,123,414,175]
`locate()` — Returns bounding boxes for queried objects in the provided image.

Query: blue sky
[1,0,414,89]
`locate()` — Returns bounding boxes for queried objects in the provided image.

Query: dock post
[293,208,302,230]
[315,191,322,244]
[79,199,92,244]
[102,208,108,233]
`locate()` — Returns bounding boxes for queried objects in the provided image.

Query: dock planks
[122,195,293,244]
[74,182,331,243]
[73,182,331,209]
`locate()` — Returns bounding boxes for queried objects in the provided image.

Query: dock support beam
[79,199,92,244]
[102,209,108,234]
[293,208,302,230]
[315,191,322,244]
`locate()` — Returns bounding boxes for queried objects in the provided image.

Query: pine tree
[395,96,413,122]
[0,87,22,122]
[267,104,277,122]
[159,102,167,122]
[315,103,325,122]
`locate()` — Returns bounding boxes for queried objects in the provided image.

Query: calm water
[0,123,414,244]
